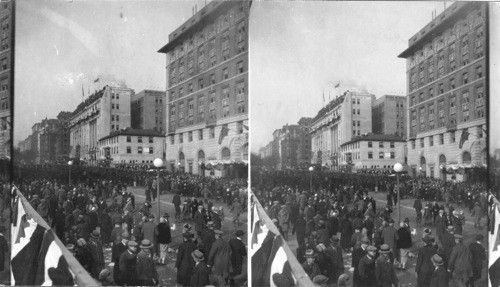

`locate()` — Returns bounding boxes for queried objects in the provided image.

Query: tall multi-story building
[0,1,13,159]
[310,91,375,169]
[158,1,250,177]
[69,85,134,165]
[372,95,407,139]
[131,90,166,133]
[297,117,312,167]
[399,2,487,180]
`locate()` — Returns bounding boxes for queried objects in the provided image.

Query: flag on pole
[81,85,85,101]
[94,78,100,83]
[458,129,470,149]
[218,125,229,145]
[334,82,340,88]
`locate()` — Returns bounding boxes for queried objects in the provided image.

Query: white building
[69,85,134,165]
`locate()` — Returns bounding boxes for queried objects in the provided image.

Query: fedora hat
[140,239,153,249]
[431,254,444,266]
[192,250,204,261]
[304,249,315,258]
[127,240,138,247]
[367,245,377,252]
[379,244,391,254]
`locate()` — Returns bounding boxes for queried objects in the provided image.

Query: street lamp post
[154,158,163,222]
[308,166,314,193]
[394,163,403,225]
[68,160,73,185]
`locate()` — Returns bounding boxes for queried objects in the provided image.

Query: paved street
[284,191,488,287]
[104,186,248,286]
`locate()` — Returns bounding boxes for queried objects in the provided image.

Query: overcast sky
[14,0,206,144]
[250,1,455,153]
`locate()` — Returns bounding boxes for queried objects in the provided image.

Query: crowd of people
[12,164,248,287]
[252,170,489,287]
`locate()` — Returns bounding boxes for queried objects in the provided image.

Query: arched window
[179,152,185,166]
[198,150,205,161]
[221,147,231,160]
[439,154,446,165]
[462,151,471,164]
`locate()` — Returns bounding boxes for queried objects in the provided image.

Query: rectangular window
[237,121,244,134]
[170,135,174,145]
[420,138,424,148]
[429,88,434,99]
[390,142,395,148]
[462,90,470,122]
[138,146,143,154]
[379,142,383,148]
[390,152,395,159]
[463,72,468,85]
[368,152,373,159]
[209,127,215,139]
[368,141,372,148]
[461,36,469,65]
[476,66,483,79]
[475,85,485,118]
[127,136,131,142]
[222,67,229,80]
[439,83,444,94]
[127,146,131,154]
[138,136,142,143]
[210,74,215,85]
[188,131,193,142]
[222,86,230,117]
[149,147,154,154]
[199,129,204,140]
[429,136,434,146]
[440,134,444,145]
[198,78,204,89]
[149,137,153,143]
[237,61,244,74]
[198,95,205,123]
[179,133,183,143]
[379,152,384,159]
[450,131,456,143]
[411,140,416,149]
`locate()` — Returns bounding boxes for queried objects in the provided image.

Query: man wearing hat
[190,250,210,287]
[435,209,447,243]
[301,249,321,280]
[352,237,369,287]
[441,226,456,262]
[141,214,157,254]
[208,229,232,284]
[176,232,197,286]
[381,218,398,263]
[278,204,290,240]
[416,236,437,287]
[119,240,138,286]
[194,204,205,237]
[468,234,486,286]
[112,230,129,285]
[429,254,449,287]
[137,239,159,286]
[201,221,216,256]
[229,230,246,278]
[325,235,344,284]
[358,245,377,287]
[86,229,105,278]
[375,244,398,287]
[157,213,172,265]
[471,201,483,228]
[448,234,473,287]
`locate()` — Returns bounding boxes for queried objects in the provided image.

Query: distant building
[69,85,134,165]
[340,134,406,173]
[297,117,312,167]
[158,1,250,176]
[0,1,13,159]
[98,128,165,167]
[309,91,375,169]
[131,90,166,133]
[399,2,487,180]
[372,95,407,139]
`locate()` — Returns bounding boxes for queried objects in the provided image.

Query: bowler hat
[90,230,100,238]
[431,254,444,266]
[360,237,370,245]
[127,241,138,247]
[192,250,204,261]
[330,235,340,244]
[367,245,377,252]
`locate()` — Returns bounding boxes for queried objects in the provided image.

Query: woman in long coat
[175,234,197,286]
[340,214,353,252]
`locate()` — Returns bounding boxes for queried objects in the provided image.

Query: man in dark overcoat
[375,244,398,287]
[190,250,210,287]
[175,232,197,286]
[229,230,246,276]
[86,230,105,278]
[137,239,159,286]
[416,237,437,287]
[352,237,369,287]
[112,230,129,285]
[119,240,138,286]
[429,254,449,287]
[358,245,377,287]
[468,234,486,286]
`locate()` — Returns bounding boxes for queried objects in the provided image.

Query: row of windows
[169,60,245,102]
[409,24,484,92]
[126,146,154,154]
[341,141,397,152]
[169,81,246,129]
[170,121,245,145]
[410,63,483,106]
[410,125,484,149]
[367,151,396,159]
